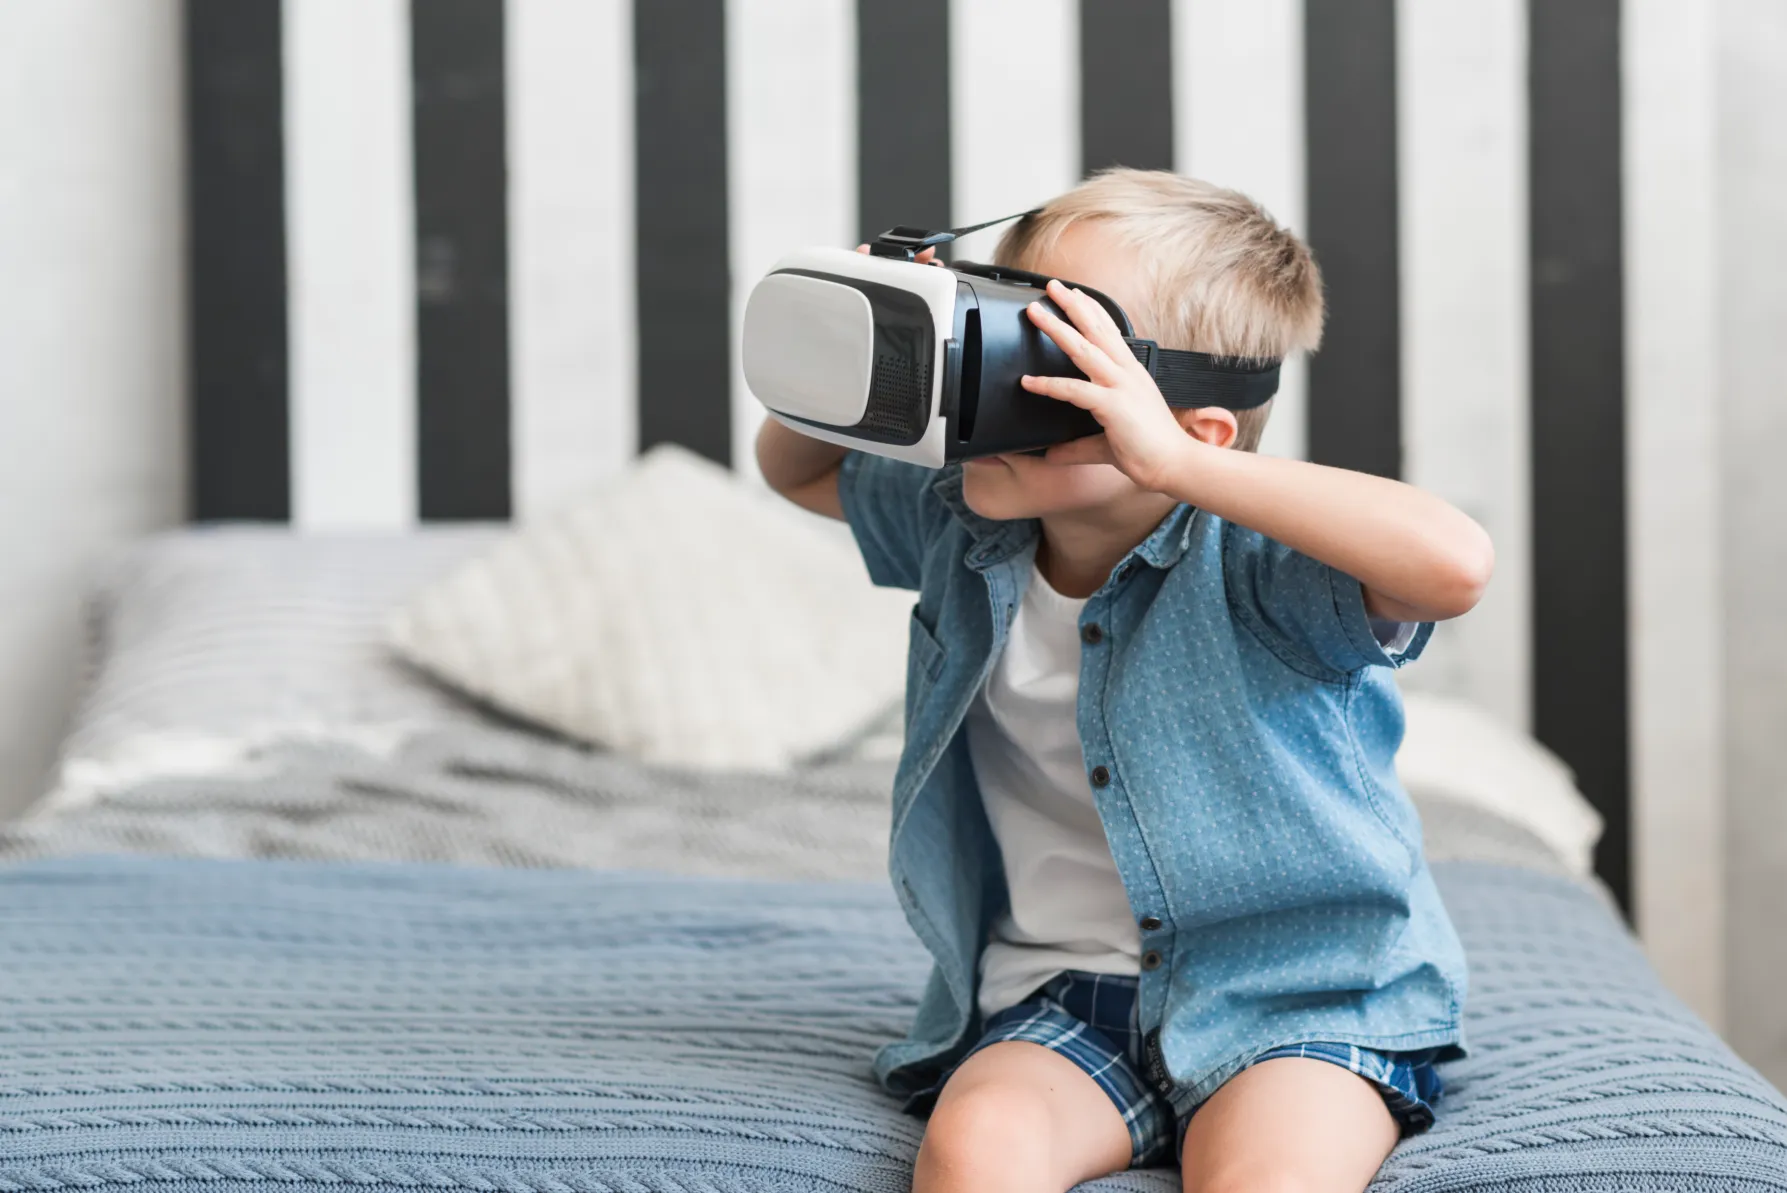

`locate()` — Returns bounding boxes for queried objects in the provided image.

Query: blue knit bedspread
[0,857,1782,1193]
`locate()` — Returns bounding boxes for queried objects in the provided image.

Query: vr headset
[742,210,1281,467]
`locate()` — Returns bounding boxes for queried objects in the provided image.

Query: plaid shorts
[926,971,1444,1169]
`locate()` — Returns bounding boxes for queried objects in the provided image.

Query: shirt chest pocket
[905,604,948,715]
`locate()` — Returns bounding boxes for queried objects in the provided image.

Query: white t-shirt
[966,562,1141,1018]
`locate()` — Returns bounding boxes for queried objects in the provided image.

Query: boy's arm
[1019,280,1493,626]
[1153,447,1493,625]
[756,418,939,592]
[756,417,846,520]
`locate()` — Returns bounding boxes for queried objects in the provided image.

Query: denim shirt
[837,451,1469,1114]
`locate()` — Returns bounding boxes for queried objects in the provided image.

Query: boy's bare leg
[1179,1057,1399,1193]
[912,1041,1132,1193]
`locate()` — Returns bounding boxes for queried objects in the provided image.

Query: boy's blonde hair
[993,168,1323,453]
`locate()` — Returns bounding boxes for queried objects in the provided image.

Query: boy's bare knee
[916,1080,1059,1188]
[912,1043,1135,1192]
[914,1071,1079,1193]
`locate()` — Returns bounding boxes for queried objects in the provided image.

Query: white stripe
[950,0,1079,260]
[1624,0,1723,1027]
[726,0,857,482]
[508,0,636,520]
[1174,0,1306,461]
[1394,0,1531,733]
[1716,0,1787,1075]
[284,0,416,530]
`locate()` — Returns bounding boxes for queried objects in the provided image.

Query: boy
[757,169,1492,1193]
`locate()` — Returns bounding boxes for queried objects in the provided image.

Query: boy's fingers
[1079,293,1135,362]
[1048,283,1118,360]
[1027,304,1106,375]
[1049,280,1134,362]
[1026,303,1122,385]
[1021,373,1104,410]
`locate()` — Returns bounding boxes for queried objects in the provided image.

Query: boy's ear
[1175,406,1238,450]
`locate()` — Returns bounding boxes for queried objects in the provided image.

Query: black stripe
[634,0,732,465]
[1080,0,1175,175]
[412,0,512,519]
[1303,0,1401,479]
[857,0,951,246]
[186,0,289,521]
[409,0,511,514]
[1529,0,1630,910]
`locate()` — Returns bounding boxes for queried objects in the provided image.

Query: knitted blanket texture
[0,856,1782,1192]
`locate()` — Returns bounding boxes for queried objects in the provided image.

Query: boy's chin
[959,456,1038,519]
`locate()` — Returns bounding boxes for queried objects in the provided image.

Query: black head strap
[868,208,1044,259]
[1126,341,1280,410]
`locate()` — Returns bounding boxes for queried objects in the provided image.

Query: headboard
[183,0,1634,908]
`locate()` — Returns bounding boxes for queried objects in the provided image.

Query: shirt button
[1119,563,1137,581]
[1081,622,1103,645]
[1142,950,1163,971]
[1089,765,1110,787]
[1139,916,1162,932]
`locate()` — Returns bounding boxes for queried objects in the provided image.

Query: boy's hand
[1021,283,1493,623]
[1019,279,1196,492]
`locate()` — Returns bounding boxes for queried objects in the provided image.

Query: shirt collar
[930,465,1198,574]
[1133,502,1198,569]
[930,467,1034,570]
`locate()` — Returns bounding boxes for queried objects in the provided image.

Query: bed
[19,8,1766,1185]
[1,526,1782,1193]
[5,856,1783,1193]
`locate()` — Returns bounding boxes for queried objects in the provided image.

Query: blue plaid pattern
[943,971,1443,1168]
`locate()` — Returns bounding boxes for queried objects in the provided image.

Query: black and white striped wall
[184,0,1731,1020]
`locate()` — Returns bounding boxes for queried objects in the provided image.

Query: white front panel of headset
[756,246,957,442]
[741,273,875,425]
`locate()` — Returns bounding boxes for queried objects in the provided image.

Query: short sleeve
[836,451,944,591]
[1222,523,1433,676]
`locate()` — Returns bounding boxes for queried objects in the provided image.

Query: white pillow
[389,445,914,772]
[1395,691,1604,876]
[41,527,503,816]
